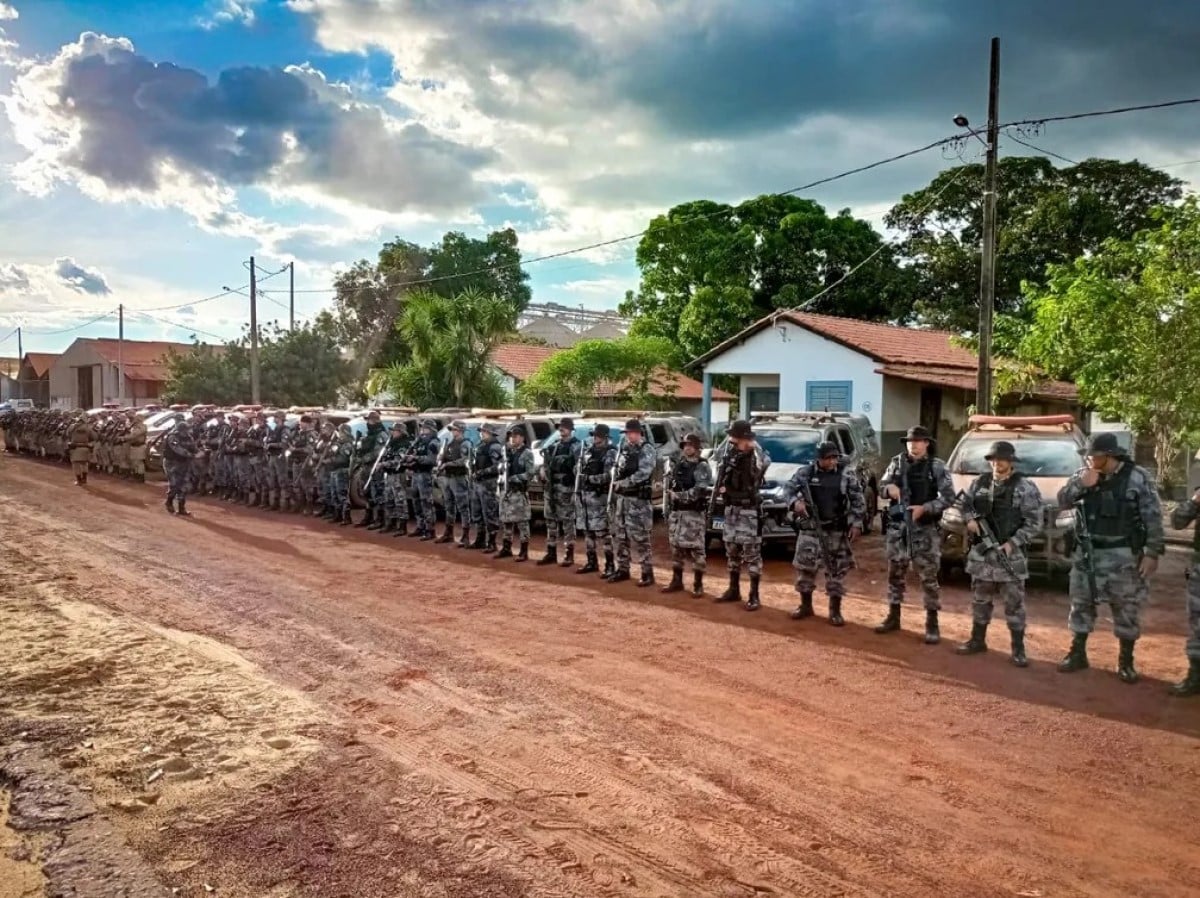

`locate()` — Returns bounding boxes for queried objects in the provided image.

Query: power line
[0,327,19,346]
[1009,96,1200,128]
[22,308,117,335]
[1004,130,1077,165]
[132,285,250,313]
[130,309,228,343]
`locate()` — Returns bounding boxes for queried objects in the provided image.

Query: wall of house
[48,341,108,408]
[703,320,885,432]
[675,398,730,427]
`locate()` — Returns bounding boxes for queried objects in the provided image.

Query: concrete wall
[703,320,885,433]
[676,398,730,427]
[48,339,109,408]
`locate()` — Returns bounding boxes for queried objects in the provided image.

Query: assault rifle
[362,433,387,491]
[1074,499,1099,605]
[606,445,621,513]
[797,471,831,562]
[706,443,732,530]
[662,456,673,517]
[957,490,1017,578]
[498,440,510,501]
[891,449,916,561]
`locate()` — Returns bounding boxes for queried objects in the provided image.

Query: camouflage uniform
[954,452,1043,665]
[162,419,197,514]
[783,452,866,625]
[1058,441,1164,683]
[877,440,955,642]
[409,426,440,538]
[378,427,412,533]
[540,427,583,566]
[436,429,473,544]
[261,416,289,510]
[575,431,617,575]
[471,426,505,551]
[352,419,388,528]
[67,417,94,483]
[497,438,535,559]
[713,429,770,609]
[328,428,354,524]
[1169,496,1200,696]
[244,418,268,505]
[609,431,657,585]
[662,447,712,595]
[126,415,148,481]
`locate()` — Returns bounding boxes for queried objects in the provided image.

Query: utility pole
[15,326,21,401]
[289,261,295,333]
[118,304,124,406]
[249,256,261,404]
[976,36,1000,415]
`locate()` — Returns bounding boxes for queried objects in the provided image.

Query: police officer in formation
[713,420,769,610]
[436,421,473,545]
[162,415,198,515]
[375,421,412,536]
[662,432,711,596]
[471,422,504,552]
[67,413,95,485]
[1057,432,1164,683]
[784,440,865,627]
[876,425,956,644]
[409,420,440,540]
[952,440,1042,667]
[289,414,319,514]
[496,424,535,560]
[575,423,618,576]
[1168,479,1200,697]
[354,409,389,529]
[539,417,582,568]
[609,419,658,586]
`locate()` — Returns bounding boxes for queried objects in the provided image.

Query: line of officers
[45,407,1200,696]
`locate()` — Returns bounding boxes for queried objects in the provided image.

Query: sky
[2,0,1199,356]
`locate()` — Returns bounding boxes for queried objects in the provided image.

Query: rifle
[606,446,621,512]
[1074,499,1099,605]
[892,450,916,561]
[363,433,387,491]
[662,456,673,517]
[434,435,447,476]
[497,441,510,501]
[706,445,731,529]
[958,490,1017,578]
[797,471,831,562]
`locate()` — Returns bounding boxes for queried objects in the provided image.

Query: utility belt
[1091,535,1132,549]
[474,469,498,481]
[130,441,146,448]
[413,463,434,473]
[507,483,528,494]
[724,497,758,509]
[266,446,284,454]
[673,499,705,512]
[616,484,652,500]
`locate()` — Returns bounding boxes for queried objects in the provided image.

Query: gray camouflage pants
[793,529,853,599]
[668,509,706,572]
[971,579,1026,630]
[500,490,531,545]
[473,480,500,535]
[545,485,576,550]
[383,471,408,521]
[163,458,190,501]
[444,475,471,528]
[722,505,762,576]
[886,524,941,610]
[1186,562,1200,661]
[576,490,611,558]
[412,471,435,534]
[265,453,288,500]
[615,495,653,575]
[1068,546,1144,642]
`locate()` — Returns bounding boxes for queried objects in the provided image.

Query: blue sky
[2,0,1199,355]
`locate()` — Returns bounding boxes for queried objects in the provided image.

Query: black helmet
[984,440,1019,462]
[507,423,526,438]
[592,423,611,438]
[728,419,753,440]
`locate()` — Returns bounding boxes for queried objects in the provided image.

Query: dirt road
[2,454,1199,898]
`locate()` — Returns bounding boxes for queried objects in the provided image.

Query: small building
[692,311,1078,447]
[48,338,191,408]
[517,317,580,348]
[490,342,733,424]
[14,352,57,407]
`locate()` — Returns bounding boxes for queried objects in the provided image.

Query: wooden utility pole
[289,261,295,333]
[117,304,124,405]
[976,37,1000,414]
[249,256,261,404]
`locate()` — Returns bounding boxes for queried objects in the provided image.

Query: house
[47,338,192,408]
[490,342,734,424]
[691,311,1078,448]
[13,352,57,407]
[517,317,580,348]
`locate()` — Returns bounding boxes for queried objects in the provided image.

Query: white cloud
[0,4,17,21]
[195,0,261,30]
[54,256,111,294]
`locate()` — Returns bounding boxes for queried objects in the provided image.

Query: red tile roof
[490,343,733,401]
[79,338,195,383]
[877,364,1078,402]
[692,311,980,368]
[22,352,59,378]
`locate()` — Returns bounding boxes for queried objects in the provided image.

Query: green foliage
[163,322,351,407]
[1014,198,1200,487]
[517,336,680,410]
[887,157,1183,331]
[370,287,516,409]
[621,195,917,362]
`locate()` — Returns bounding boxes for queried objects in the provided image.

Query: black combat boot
[607,569,631,583]
[270,491,281,511]
[481,532,497,554]
[715,571,741,603]
[661,568,685,594]
[380,516,396,533]
[828,595,845,627]
[691,571,704,598]
[1169,660,1200,697]
[560,546,575,568]
[469,528,487,549]
[1117,639,1139,684]
[515,541,529,562]
[536,546,558,566]
[637,569,655,588]
[420,528,435,541]
[435,524,454,544]
[495,540,513,559]
[601,551,615,578]
[1057,632,1089,672]
[744,575,761,611]
[355,507,373,528]
[576,552,598,574]
[368,509,386,531]
[457,528,471,548]
[924,610,940,645]
[875,604,901,634]
[790,591,814,620]
[1010,630,1028,668]
[956,622,988,655]
[176,498,191,517]
[164,495,175,514]
[340,508,353,526]
[394,519,410,537]
[407,522,423,537]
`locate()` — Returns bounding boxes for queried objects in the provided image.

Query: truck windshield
[951,437,1081,477]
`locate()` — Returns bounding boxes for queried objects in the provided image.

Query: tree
[1014,198,1200,488]
[369,287,516,409]
[621,195,917,363]
[887,157,1183,330]
[163,321,351,407]
[517,336,680,411]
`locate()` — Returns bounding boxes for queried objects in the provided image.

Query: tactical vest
[245,426,265,455]
[412,435,438,472]
[582,444,609,490]
[546,438,579,487]
[615,444,652,499]
[905,457,935,506]
[972,472,1023,542]
[723,450,759,505]
[442,438,468,472]
[290,430,313,456]
[506,447,531,491]
[1082,462,1138,547]
[809,465,847,528]
[670,458,705,511]
[472,440,497,478]
[265,426,286,453]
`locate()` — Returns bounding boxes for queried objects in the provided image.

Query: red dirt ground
[2,453,1199,898]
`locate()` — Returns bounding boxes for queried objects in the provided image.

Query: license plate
[711,516,724,528]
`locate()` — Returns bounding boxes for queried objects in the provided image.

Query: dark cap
[480,422,501,437]
[816,440,840,459]
[593,423,611,438]
[728,419,753,440]
[391,421,407,433]
[507,423,526,437]
[624,418,643,433]
[366,409,381,419]
[984,440,1019,462]
[419,418,437,431]
[1084,432,1125,456]
[904,425,932,441]
[299,415,313,424]
[449,419,465,431]
[682,432,703,448]
[558,416,574,430]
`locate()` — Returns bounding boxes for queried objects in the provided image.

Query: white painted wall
[703,321,885,434]
[676,398,729,426]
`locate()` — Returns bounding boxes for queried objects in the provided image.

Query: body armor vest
[809,465,847,527]
[723,450,759,505]
[546,438,579,487]
[583,444,609,489]
[670,458,704,511]
[1082,462,1137,546]
[616,444,651,499]
[412,434,438,472]
[972,472,1022,542]
[472,440,497,477]
[905,457,935,506]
